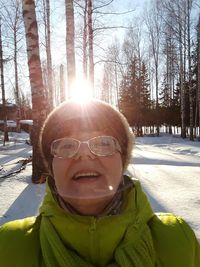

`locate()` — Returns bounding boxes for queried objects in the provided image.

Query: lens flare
[109,185,113,191]
[70,79,93,103]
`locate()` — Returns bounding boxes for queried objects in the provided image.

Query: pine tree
[119,57,151,135]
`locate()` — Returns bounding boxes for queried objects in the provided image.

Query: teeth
[74,172,99,179]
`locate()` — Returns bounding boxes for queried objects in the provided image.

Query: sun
[70,79,93,103]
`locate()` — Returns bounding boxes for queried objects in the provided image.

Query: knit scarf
[39,178,156,267]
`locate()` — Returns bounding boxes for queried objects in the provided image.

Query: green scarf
[39,178,156,267]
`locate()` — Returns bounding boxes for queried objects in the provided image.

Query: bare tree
[0,17,9,144]
[103,40,123,106]
[75,0,135,98]
[1,0,24,132]
[60,64,65,102]
[187,0,194,140]
[197,14,200,140]
[160,0,188,138]
[65,0,76,95]
[22,0,47,183]
[162,13,180,133]
[145,0,163,136]
[88,0,94,88]
[83,0,88,79]
[101,63,112,103]
[76,0,94,88]
[42,0,54,110]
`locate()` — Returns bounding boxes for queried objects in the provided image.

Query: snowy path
[0,135,45,225]
[129,136,200,241]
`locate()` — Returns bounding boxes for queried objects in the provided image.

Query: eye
[100,140,111,146]
[96,137,114,148]
[58,139,77,151]
[63,143,74,149]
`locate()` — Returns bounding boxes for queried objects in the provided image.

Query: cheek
[52,158,70,182]
[103,154,123,180]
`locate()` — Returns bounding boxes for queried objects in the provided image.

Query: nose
[74,142,96,160]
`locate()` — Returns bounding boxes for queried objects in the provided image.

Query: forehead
[68,130,105,140]
[57,117,111,136]
[51,108,122,145]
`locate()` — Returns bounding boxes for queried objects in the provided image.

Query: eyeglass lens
[51,136,119,158]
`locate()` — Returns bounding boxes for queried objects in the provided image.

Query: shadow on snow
[0,182,45,225]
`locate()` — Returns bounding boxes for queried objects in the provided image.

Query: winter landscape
[0,130,200,241]
[0,2,200,265]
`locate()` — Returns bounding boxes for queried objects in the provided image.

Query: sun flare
[70,79,93,103]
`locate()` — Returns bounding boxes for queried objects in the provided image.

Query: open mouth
[73,172,100,181]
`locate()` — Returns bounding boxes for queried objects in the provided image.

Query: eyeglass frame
[51,135,122,159]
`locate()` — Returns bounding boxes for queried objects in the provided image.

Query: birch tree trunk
[43,0,53,110]
[83,0,88,79]
[187,0,193,140]
[0,18,9,144]
[14,23,21,133]
[178,2,186,138]
[12,1,22,132]
[114,63,119,108]
[60,64,65,102]
[88,0,94,89]
[197,15,200,140]
[65,0,76,95]
[22,0,47,183]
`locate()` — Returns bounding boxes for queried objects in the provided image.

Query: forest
[0,0,200,181]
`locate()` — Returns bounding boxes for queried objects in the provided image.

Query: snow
[20,120,33,126]
[0,120,16,127]
[0,120,33,128]
[127,134,200,241]
[0,131,45,223]
[0,131,200,242]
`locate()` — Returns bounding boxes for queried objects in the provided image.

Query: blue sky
[49,0,146,67]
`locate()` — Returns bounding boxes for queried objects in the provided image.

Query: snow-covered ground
[0,131,200,242]
[0,132,45,224]
[128,134,200,241]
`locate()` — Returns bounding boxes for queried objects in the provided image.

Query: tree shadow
[141,183,168,212]
[0,182,45,225]
[130,157,200,167]
[0,145,32,165]
[126,170,168,213]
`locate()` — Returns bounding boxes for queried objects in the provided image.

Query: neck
[63,195,115,216]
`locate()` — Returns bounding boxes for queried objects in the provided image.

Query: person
[0,99,199,267]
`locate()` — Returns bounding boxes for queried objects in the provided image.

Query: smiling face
[40,100,133,215]
[52,130,123,215]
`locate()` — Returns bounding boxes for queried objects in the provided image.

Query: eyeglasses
[51,136,122,159]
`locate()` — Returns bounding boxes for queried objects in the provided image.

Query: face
[52,130,123,215]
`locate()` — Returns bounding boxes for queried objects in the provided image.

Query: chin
[64,194,114,216]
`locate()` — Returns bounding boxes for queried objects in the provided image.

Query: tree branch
[93,9,136,15]
[93,0,115,11]
[93,25,134,32]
